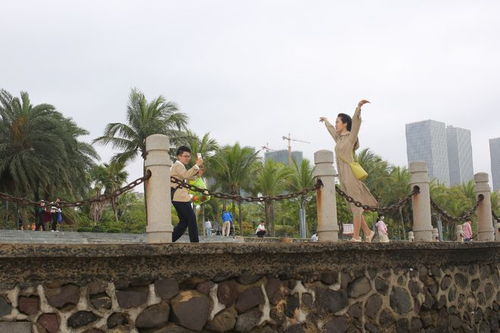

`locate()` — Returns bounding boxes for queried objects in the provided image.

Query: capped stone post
[144,134,173,243]
[313,150,339,242]
[455,224,464,243]
[474,173,495,241]
[409,161,433,241]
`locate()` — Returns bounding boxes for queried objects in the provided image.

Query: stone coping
[0,241,498,258]
[0,241,498,291]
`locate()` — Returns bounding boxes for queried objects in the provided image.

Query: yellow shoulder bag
[338,154,368,180]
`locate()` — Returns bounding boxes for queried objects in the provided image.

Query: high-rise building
[490,137,500,192]
[446,126,474,186]
[264,150,303,166]
[406,120,450,186]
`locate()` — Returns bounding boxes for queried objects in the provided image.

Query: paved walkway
[0,229,244,244]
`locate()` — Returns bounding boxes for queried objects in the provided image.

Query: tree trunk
[264,201,272,235]
[299,199,305,238]
[238,201,243,236]
[111,198,118,222]
[399,206,406,240]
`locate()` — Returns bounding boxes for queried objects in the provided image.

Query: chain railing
[170,177,323,203]
[430,194,483,224]
[0,171,151,208]
[335,185,420,214]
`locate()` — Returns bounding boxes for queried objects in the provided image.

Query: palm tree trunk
[238,201,243,236]
[399,206,406,240]
[264,201,272,235]
[112,198,118,222]
[299,198,307,238]
[270,202,275,237]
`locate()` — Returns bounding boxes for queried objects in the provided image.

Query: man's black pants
[172,201,199,242]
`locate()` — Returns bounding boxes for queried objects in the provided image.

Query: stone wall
[0,242,498,332]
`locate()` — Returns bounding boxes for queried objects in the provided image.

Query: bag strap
[338,152,355,165]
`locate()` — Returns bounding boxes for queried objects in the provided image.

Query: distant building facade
[446,126,474,186]
[490,137,500,192]
[406,120,450,186]
[264,150,303,165]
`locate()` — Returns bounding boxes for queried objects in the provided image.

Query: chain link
[430,195,483,223]
[170,177,323,203]
[335,185,420,213]
[0,170,151,208]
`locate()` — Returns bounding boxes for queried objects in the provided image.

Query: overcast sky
[1,0,499,186]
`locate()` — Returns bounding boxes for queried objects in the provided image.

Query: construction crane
[282,133,310,166]
[261,143,275,152]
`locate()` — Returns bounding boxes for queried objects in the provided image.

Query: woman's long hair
[337,113,359,153]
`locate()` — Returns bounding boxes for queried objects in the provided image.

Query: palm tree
[181,131,219,165]
[288,159,315,238]
[209,143,259,234]
[254,160,293,236]
[356,148,390,200]
[0,89,97,200]
[94,88,188,171]
[94,161,129,222]
[385,166,411,239]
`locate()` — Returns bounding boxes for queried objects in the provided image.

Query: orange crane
[282,133,310,165]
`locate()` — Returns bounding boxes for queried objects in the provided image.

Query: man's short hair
[176,146,191,156]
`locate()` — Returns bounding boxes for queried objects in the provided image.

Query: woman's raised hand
[319,117,327,122]
[357,100,370,108]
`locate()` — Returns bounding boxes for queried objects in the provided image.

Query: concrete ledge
[0,242,498,291]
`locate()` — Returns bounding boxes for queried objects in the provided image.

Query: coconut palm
[254,160,293,236]
[181,131,219,165]
[0,89,97,200]
[94,88,188,170]
[209,143,259,234]
[385,166,411,239]
[94,161,129,222]
[288,159,315,238]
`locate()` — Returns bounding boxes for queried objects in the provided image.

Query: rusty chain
[170,177,323,203]
[430,195,483,223]
[335,185,420,213]
[0,170,151,208]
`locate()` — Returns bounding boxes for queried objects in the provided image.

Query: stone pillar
[313,150,339,242]
[474,173,495,241]
[409,162,433,241]
[145,134,173,243]
[455,224,464,243]
[432,228,439,242]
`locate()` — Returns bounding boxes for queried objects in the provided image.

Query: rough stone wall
[0,242,498,332]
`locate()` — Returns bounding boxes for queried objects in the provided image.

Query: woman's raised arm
[320,117,339,142]
[350,100,370,141]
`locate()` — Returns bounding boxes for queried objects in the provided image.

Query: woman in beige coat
[320,100,377,242]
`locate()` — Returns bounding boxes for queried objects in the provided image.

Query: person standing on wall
[320,100,377,242]
[170,146,203,243]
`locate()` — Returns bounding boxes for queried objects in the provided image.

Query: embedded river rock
[0,242,498,332]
